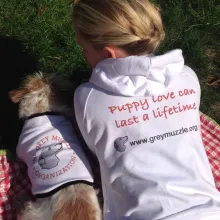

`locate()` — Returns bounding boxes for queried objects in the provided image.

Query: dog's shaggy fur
[9,73,74,118]
[9,72,101,220]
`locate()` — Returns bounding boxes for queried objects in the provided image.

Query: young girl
[73,0,220,219]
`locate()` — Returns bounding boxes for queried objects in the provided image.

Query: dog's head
[9,72,75,119]
[114,136,128,152]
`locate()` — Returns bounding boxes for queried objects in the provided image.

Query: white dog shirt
[17,115,93,196]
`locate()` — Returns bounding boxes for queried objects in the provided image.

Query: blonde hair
[73,0,165,55]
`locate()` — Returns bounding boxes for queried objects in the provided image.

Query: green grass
[0,0,220,122]
[0,0,86,73]
[156,0,220,122]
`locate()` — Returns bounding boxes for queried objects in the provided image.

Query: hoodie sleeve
[182,65,201,104]
[74,83,96,155]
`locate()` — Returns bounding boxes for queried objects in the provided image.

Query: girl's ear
[103,46,129,59]
[8,88,28,103]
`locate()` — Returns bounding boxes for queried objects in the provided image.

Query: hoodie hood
[90,49,184,96]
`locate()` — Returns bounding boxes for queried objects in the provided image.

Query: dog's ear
[8,88,28,103]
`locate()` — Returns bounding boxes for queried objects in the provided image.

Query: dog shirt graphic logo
[114,136,128,152]
[38,143,63,169]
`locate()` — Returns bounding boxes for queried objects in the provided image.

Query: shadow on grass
[0,36,38,155]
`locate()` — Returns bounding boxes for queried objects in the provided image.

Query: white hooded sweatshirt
[17,115,93,196]
[74,50,220,220]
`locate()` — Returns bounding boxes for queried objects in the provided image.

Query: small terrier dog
[9,73,101,220]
